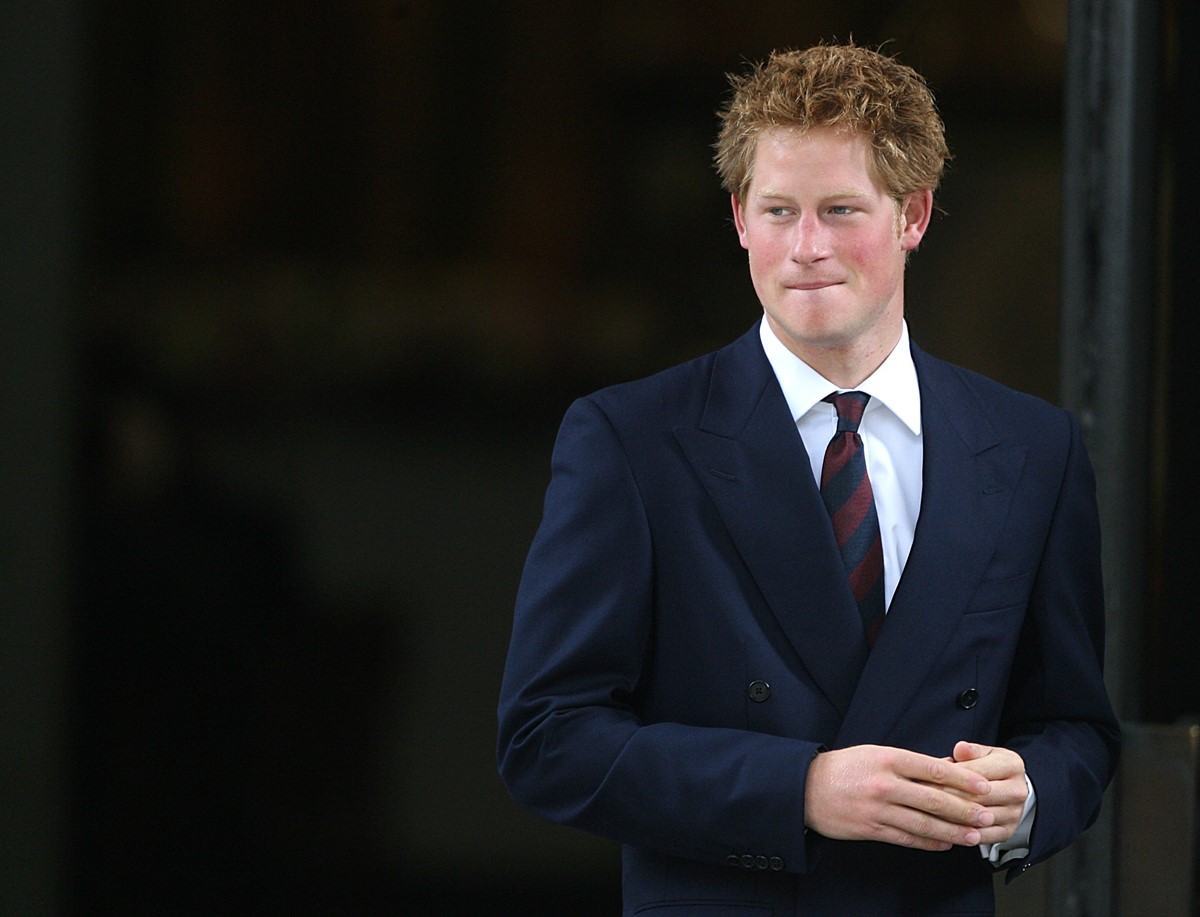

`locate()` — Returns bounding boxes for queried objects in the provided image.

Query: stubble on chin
[765,306,902,386]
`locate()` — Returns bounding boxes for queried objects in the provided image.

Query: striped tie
[820,391,885,646]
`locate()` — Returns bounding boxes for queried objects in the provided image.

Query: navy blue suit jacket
[498,322,1119,916]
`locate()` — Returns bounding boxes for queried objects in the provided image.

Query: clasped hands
[804,741,1028,851]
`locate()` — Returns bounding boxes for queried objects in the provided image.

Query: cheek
[745,250,774,292]
[843,233,902,276]
[746,237,783,273]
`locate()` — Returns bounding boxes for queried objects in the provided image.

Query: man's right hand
[804,744,995,851]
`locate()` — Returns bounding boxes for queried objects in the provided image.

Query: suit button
[740,854,756,869]
[769,856,785,871]
[748,680,771,702]
[755,855,769,870]
[957,688,979,710]
[727,854,742,867]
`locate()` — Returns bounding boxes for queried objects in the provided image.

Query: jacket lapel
[835,347,1027,747]
[674,326,868,716]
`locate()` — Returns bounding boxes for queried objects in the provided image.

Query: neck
[782,328,903,389]
[762,306,905,388]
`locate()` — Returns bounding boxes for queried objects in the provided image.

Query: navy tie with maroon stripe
[820,391,885,646]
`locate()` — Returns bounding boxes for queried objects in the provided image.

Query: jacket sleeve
[999,410,1121,875]
[496,395,822,873]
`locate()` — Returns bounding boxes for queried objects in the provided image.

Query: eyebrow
[754,188,873,201]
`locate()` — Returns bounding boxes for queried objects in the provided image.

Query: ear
[899,188,934,252]
[731,193,750,250]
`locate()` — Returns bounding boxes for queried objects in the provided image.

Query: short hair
[714,43,951,203]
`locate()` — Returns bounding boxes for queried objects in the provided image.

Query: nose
[791,212,829,262]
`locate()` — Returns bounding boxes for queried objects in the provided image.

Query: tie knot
[824,391,870,433]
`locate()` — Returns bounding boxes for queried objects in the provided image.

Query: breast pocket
[965,571,1033,614]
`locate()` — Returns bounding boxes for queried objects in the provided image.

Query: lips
[786,280,842,291]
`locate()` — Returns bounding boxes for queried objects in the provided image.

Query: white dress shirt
[759,319,922,613]
[758,317,1034,865]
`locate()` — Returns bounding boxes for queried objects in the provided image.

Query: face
[732,126,932,380]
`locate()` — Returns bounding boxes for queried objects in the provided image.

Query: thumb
[952,740,989,763]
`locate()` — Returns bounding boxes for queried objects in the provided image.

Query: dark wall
[1146,0,1200,725]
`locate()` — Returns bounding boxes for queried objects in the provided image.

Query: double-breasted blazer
[497,322,1119,916]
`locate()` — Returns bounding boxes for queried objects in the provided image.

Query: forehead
[749,126,884,196]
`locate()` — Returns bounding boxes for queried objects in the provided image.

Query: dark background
[3,0,1196,914]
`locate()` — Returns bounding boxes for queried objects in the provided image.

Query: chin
[771,314,850,346]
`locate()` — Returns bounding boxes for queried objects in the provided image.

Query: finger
[951,744,1024,781]
[880,803,986,848]
[872,828,955,852]
[976,827,1013,845]
[942,773,1027,808]
[888,778,996,831]
[975,812,1025,845]
[896,750,990,796]
[988,778,1029,807]
[871,826,956,852]
[974,790,1028,843]
[953,740,989,763]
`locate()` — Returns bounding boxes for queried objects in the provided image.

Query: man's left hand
[949,742,1028,845]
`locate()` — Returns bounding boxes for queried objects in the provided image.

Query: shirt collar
[758,317,923,436]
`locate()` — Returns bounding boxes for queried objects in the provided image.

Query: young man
[498,44,1119,915]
